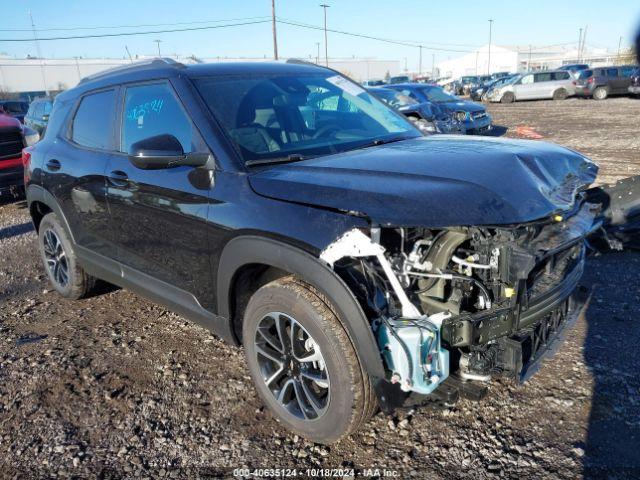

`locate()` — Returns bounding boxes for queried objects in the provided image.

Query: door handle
[107,170,129,187]
[45,159,61,171]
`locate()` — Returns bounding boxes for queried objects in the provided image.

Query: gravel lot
[1,97,639,479]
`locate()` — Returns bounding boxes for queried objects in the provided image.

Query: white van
[488,70,575,103]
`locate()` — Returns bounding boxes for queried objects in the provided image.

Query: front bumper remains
[374,250,590,412]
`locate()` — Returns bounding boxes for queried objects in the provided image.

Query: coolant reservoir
[377,314,450,394]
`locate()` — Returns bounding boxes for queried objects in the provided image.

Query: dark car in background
[558,63,590,78]
[0,112,39,196]
[24,97,54,135]
[386,83,492,134]
[574,65,638,100]
[0,101,29,124]
[630,68,640,96]
[368,87,464,134]
[388,75,410,84]
[470,74,517,101]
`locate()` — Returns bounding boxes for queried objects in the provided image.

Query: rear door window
[71,89,116,150]
[534,73,552,83]
[121,82,197,154]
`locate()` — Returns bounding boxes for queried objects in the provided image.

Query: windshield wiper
[359,135,413,149]
[244,154,308,168]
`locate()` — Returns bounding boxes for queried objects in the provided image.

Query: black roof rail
[79,57,185,85]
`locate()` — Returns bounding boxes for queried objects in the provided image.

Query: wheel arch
[26,184,73,240]
[217,235,385,379]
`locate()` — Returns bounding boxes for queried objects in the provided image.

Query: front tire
[552,88,568,100]
[500,91,515,103]
[242,276,375,444]
[38,212,96,299]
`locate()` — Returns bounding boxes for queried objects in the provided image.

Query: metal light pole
[29,10,48,95]
[315,42,320,64]
[271,0,279,60]
[487,19,493,75]
[418,45,422,77]
[320,4,330,67]
[154,40,162,57]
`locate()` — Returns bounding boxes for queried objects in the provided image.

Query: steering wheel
[312,124,341,139]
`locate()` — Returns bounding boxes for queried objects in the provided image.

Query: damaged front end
[320,200,601,410]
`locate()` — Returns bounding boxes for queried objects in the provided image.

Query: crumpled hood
[248,136,598,227]
[438,100,486,114]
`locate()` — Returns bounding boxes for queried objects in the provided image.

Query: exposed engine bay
[321,199,600,401]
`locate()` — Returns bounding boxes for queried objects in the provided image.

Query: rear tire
[38,212,96,299]
[592,86,608,100]
[552,88,568,100]
[242,276,375,444]
[500,91,515,103]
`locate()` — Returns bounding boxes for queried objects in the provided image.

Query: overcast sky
[1,0,638,68]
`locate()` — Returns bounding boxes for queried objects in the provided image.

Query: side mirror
[128,134,208,170]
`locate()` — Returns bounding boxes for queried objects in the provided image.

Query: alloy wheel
[42,229,69,287]
[254,312,330,420]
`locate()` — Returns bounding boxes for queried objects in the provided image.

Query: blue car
[367,87,464,135]
[385,83,492,135]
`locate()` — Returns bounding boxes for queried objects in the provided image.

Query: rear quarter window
[553,71,570,80]
[71,89,116,150]
[606,68,619,77]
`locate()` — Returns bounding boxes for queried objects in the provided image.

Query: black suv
[26,59,610,443]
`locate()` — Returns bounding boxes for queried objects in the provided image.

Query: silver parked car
[488,70,575,103]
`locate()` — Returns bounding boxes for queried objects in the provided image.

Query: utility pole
[577,28,583,62]
[154,39,162,57]
[617,36,622,61]
[29,10,48,95]
[432,53,435,79]
[271,0,279,60]
[528,44,532,70]
[581,25,588,61]
[487,19,493,75]
[320,4,330,67]
[475,50,479,75]
[125,46,133,63]
[73,56,81,81]
[418,45,422,77]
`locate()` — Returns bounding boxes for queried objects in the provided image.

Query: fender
[217,235,385,379]
[26,184,75,241]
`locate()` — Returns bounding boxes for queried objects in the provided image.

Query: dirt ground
[1,96,639,479]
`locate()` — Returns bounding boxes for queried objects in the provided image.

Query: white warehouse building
[0,55,399,94]
[436,44,620,79]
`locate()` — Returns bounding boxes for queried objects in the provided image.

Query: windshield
[371,89,418,108]
[194,72,419,164]
[418,86,458,103]
[0,102,28,114]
